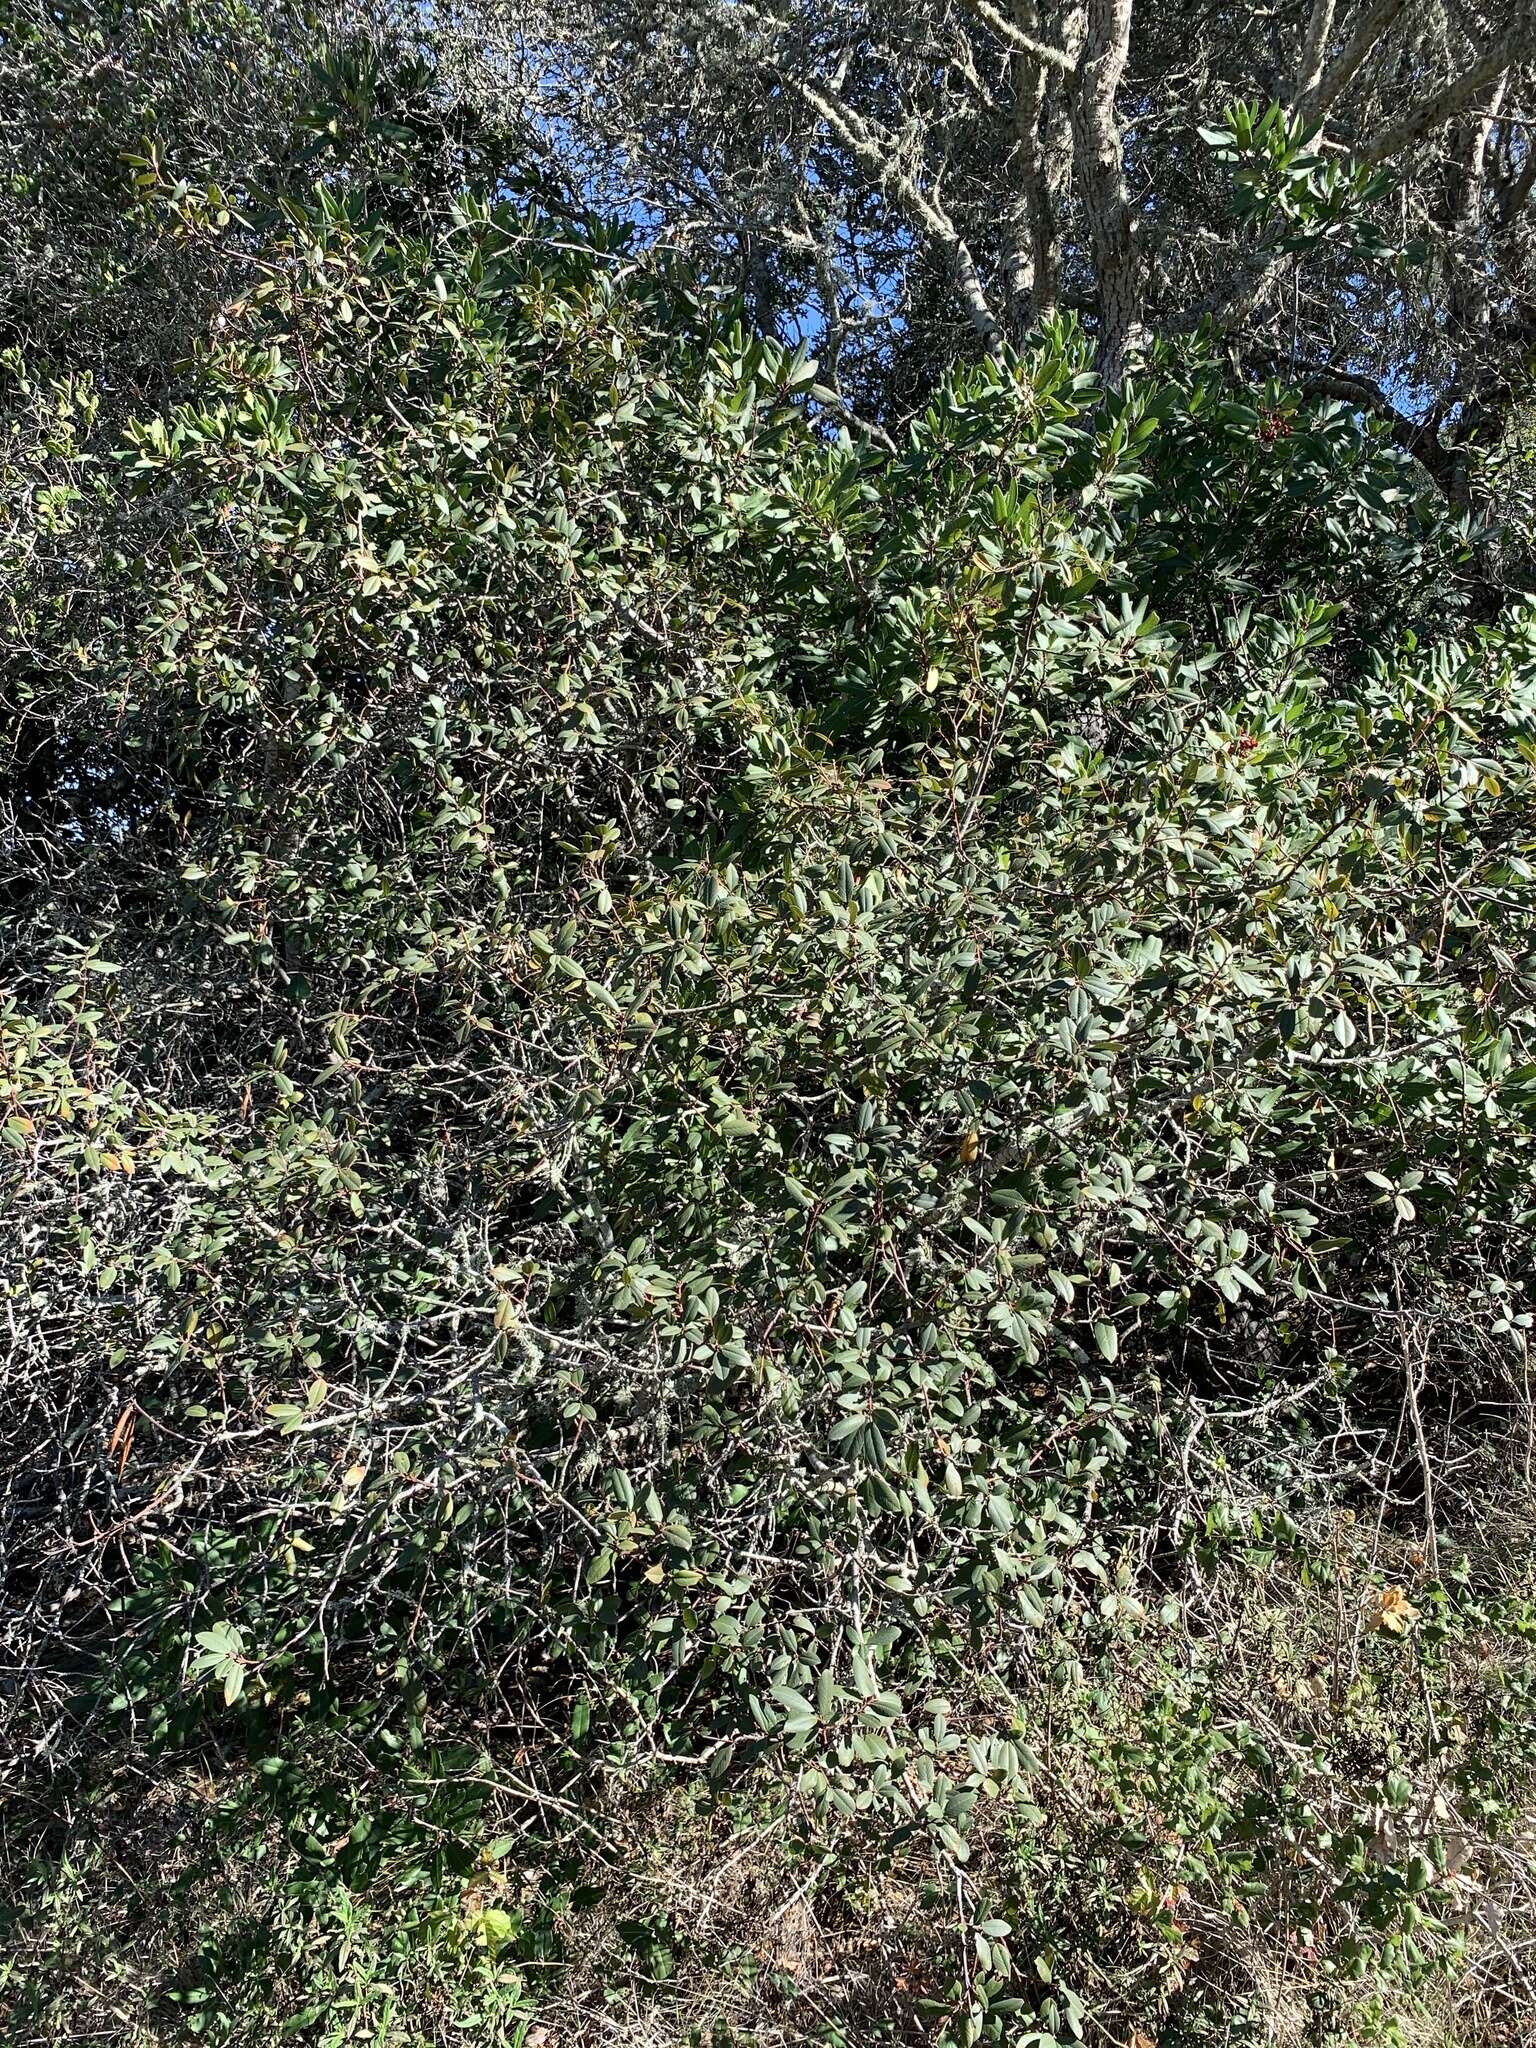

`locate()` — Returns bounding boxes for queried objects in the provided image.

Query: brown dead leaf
[106,1405,135,1476]
[1367,1585,1421,1635]
[956,1129,980,1166]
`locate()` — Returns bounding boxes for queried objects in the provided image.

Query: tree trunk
[1070,0,1140,381]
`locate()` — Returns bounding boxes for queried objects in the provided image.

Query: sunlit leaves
[6,189,1536,1922]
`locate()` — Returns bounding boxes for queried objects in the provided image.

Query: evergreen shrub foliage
[5,172,1536,2046]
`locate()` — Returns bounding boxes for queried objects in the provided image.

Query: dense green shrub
[4,173,1536,2046]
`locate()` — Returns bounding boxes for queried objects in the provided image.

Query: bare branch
[961,0,1073,73]
[1305,0,1410,121]
[1361,27,1536,166]
[784,71,1002,343]
[1283,359,1467,502]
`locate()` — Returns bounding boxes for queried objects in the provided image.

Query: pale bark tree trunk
[999,16,1049,332]
[1442,74,1506,335]
[1037,29,1079,322]
[1069,0,1140,381]
[1291,0,1338,116]
[998,0,1081,337]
